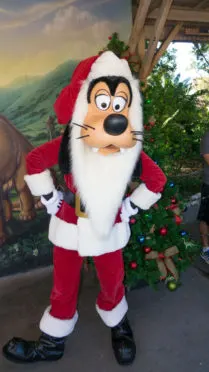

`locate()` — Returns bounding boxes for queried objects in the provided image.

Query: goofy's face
[80,76,140,156]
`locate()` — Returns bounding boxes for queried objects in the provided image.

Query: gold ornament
[172,207,181,216]
[167,278,178,291]
[149,224,156,234]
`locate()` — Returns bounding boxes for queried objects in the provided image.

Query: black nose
[103,114,128,136]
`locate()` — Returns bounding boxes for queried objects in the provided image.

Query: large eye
[95,94,110,111]
[113,96,127,112]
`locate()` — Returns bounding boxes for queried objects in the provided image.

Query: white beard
[71,134,141,238]
[69,79,143,238]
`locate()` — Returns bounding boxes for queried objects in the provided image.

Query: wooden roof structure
[128,0,209,83]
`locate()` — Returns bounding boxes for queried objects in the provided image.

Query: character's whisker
[133,137,143,142]
[76,135,90,140]
[84,124,95,130]
[131,131,144,134]
[72,122,88,130]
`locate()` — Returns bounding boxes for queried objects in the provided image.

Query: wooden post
[137,27,145,65]
[139,0,173,81]
[128,0,152,55]
[149,22,183,74]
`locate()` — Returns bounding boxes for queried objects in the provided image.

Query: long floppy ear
[132,157,142,180]
[58,124,72,175]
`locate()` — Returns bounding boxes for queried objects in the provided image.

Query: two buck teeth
[92,147,99,153]
[92,147,126,154]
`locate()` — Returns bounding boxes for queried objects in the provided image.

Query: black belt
[63,189,138,218]
[63,190,87,217]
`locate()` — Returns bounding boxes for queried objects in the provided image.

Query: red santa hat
[54,55,99,125]
[54,51,134,125]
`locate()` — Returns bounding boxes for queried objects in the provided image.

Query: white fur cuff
[40,307,78,338]
[24,169,55,196]
[96,296,128,327]
[130,183,161,210]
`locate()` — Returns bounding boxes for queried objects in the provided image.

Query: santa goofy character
[3,51,167,366]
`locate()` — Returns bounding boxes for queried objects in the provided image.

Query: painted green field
[0,59,78,147]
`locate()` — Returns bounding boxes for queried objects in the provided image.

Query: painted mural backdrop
[0,0,131,276]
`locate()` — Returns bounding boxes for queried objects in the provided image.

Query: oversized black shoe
[111,316,136,366]
[2,332,65,363]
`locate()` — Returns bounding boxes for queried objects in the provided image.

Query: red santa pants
[39,246,128,338]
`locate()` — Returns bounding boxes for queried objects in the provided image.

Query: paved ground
[1,211,209,372]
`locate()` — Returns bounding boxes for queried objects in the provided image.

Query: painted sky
[0,0,131,86]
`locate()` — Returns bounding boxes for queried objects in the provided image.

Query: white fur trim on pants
[24,169,55,196]
[96,296,128,327]
[130,183,161,210]
[40,306,78,338]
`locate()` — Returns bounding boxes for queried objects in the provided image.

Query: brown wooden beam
[149,22,183,75]
[137,27,145,64]
[148,0,162,14]
[143,24,209,43]
[140,0,173,80]
[129,0,152,55]
[194,0,209,9]
[148,8,209,23]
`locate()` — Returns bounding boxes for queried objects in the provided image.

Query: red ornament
[130,261,138,269]
[144,246,152,253]
[159,227,168,236]
[158,252,165,259]
[175,215,182,225]
[171,197,177,204]
[160,276,166,281]
[108,36,112,40]
[130,218,136,224]
[149,121,155,127]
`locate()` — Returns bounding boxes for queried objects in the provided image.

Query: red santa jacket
[24,135,167,226]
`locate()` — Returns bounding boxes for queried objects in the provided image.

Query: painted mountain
[0,60,78,147]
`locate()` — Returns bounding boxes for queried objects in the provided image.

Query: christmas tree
[100,33,201,291]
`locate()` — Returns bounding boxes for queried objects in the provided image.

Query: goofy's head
[55,51,143,237]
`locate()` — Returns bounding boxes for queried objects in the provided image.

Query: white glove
[41,189,63,215]
[120,197,138,223]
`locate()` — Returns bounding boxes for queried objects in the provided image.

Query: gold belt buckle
[75,194,88,218]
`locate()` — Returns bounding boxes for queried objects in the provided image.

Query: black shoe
[111,316,136,365]
[2,332,65,363]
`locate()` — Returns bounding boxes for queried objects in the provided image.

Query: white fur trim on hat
[96,296,128,327]
[24,169,55,196]
[40,306,78,338]
[130,183,162,210]
[88,51,133,81]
